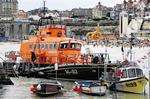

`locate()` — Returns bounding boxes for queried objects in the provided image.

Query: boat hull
[82,86,106,96]
[19,64,118,80]
[31,83,62,96]
[73,81,107,96]
[109,76,148,94]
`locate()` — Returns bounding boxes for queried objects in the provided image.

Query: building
[0,18,31,40]
[28,7,49,16]
[135,0,150,17]
[0,0,18,18]
[15,10,28,19]
[0,0,31,41]
[61,10,72,17]
[92,2,108,19]
[119,10,150,39]
[71,8,92,19]
[110,4,122,20]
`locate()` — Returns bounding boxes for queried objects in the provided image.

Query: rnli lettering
[65,69,78,75]
[126,82,137,87]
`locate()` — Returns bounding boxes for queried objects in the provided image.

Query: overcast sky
[18,0,123,11]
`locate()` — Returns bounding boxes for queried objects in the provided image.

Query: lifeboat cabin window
[60,43,68,49]
[45,44,48,49]
[70,43,81,49]
[49,43,58,49]
[37,44,40,49]
[40,44,45,49]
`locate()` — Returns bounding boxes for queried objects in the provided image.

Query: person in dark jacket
[31,51,36,62]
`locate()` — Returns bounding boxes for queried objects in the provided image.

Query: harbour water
[0,77,148,99]
[0,42,149,99]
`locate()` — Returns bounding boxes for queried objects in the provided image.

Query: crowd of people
[86,39,150,47]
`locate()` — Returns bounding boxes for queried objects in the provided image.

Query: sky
[18,0,123,11]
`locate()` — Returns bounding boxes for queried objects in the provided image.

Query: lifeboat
[20,17,84,66]
[19,17,119,80]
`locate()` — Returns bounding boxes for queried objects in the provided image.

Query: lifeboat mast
[43,0,46,17]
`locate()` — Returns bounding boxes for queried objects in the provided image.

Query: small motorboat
[30,81,63,96]
[109,66,148,94]
[73,80,107,96]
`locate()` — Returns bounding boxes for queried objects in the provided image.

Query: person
[100,54,105,64]
[92,56,99,64]
[31,51,36,62]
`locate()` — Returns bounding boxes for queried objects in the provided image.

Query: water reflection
[0,77,148,99]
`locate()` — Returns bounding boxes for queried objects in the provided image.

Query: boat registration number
[65,69,78,75]
[126,82,137,87]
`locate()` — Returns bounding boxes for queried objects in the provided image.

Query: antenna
[43,0,46,17]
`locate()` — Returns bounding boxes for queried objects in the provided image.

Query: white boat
[73,80,107,96]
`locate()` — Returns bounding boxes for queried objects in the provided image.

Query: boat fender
[30,85,37,93]
[73,85,82,93]
[77,85,82,93]
[37,84,41,91]
[73,86,78,91]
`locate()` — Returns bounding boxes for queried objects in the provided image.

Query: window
[60,43,68,49]
[121,69,127,78]
[49,44,53,49]
[128,69,136,78]
[45,44,48,49]
[37,44,40,49]
[40,44,44,49]
[136,68,143,77]
[70,43,81,49]
[76,43,81,49]
[49,43,58,49]
[53,43,57,49]
[70,43,75,48]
